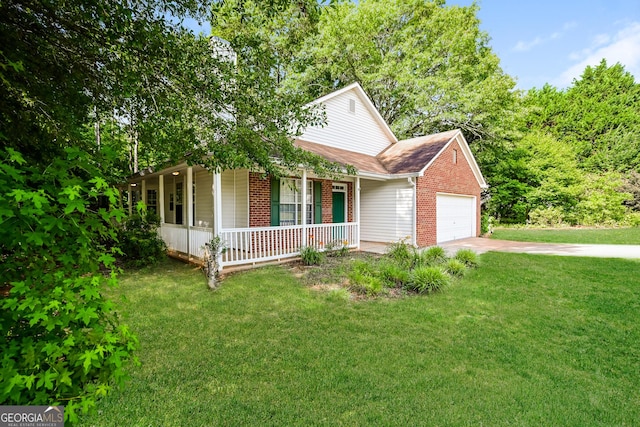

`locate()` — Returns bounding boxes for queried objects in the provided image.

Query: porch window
[147,189,157,214]
[271,178,322,226]
[132,189,141,206]
[279,179,312,226]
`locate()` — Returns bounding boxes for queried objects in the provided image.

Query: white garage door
[436,194,476,243]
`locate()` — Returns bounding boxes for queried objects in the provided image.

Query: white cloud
[514,37,543,52]
[592,33,611,47]
[513,21,576,52]
[554,22,640,87]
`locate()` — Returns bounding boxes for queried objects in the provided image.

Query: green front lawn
[81,255,640,426]
[491,227,640,244]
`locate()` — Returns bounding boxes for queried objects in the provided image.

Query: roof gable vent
[348,98,356,114]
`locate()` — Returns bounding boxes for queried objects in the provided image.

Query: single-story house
[125,82,487,270]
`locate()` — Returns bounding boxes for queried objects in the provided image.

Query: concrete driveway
[439,237,640,259]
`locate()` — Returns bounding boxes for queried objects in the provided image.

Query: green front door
[332,192,345,223]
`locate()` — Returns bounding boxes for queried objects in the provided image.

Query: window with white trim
[279,179,313,226]
[147,189,157,214]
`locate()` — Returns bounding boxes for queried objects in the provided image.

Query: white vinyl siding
[300,90,393,156]
[163,175,180,224]
[194,170,213,228]
[360,179,413,243]
[221,169,249,228]
[235,170,249,227]
[436,194,476,243]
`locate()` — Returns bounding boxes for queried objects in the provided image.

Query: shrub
[347,259,385,296]
[574,172,630,225]
[325,239,350,257]
[300,245,324,266]
[622,212,640,227]
[528,206,566,227]
[454,249,479,268]
[1,149,137,421]
[445,259,467,277]
[407,266,450,293]
[386,238,414,265]
[418,246,448,266]
[118,208,167,267]
[481,212,494,235]
[377,260,410,288]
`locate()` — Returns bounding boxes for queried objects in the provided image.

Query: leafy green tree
[516,60,639,225]
[210,0,321,85]
[487,132,583,224]
[525,60,640,173]
[574,172,631,225]
[485,146,536,223]
[282,0,520,151]
[0,148,136,422]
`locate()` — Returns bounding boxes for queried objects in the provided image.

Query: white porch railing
[160,224,213,259]
[160,223,188,254]
[160,222,359,269]
[220,222,359,267]
[189,226,214,258]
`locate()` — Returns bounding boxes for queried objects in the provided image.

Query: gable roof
[297,128,488,188]
[378,130,459,175]
[308,82,398,144]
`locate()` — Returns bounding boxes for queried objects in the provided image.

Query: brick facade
[249,172,271,227]
[416,139,482,247]
[249,173,353,227]
[321,179,333,223]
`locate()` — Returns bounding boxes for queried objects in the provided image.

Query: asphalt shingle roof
[295,129,460,176]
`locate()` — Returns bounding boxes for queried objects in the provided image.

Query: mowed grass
[81,255,640,426]
[491,226,640,244]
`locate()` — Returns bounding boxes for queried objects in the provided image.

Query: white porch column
[355,176,361,249]
[186,167,193,227]
[213,172,222,236]
[127,187,132,216]
[141,179,147,210]
[158,174,165,224]
[186,167,193,259]
[212,171,223,272]
[301,169,308,247]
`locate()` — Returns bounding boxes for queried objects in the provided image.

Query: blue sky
[450,0,640,90]
[185,0,640,91]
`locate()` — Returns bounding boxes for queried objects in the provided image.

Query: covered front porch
[126,164,362,270]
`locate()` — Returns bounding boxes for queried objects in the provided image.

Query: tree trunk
[94,120,101,150]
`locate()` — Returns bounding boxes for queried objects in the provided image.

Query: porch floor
[359,241,390,254]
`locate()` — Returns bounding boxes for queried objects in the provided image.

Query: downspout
[408,177,417,247]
